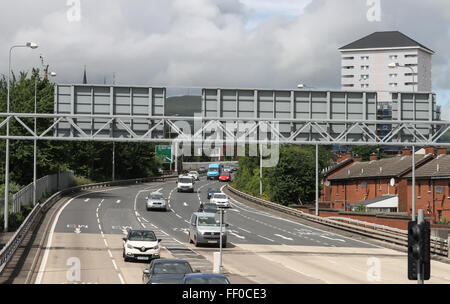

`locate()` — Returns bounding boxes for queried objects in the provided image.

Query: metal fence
[0,171,74,215]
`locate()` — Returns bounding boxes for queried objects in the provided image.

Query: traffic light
[408,220,430,280]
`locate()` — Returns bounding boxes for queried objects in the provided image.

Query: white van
[177,175,195,193]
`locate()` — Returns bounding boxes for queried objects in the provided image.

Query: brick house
[321,148,434,210]
[401,148,450,222]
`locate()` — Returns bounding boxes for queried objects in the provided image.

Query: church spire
[82,65,87,84]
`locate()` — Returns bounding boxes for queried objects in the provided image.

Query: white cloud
[0,0,449,100]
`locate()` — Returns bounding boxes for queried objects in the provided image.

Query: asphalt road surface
[31,177,450,284]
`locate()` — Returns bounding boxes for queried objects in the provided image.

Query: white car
[210,193,231,208]
[177,175,195,193]
[123,229,161,262]
[223,167,231,173]
[188,171,200,181]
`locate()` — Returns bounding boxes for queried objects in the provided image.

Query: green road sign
[156,145,172,164]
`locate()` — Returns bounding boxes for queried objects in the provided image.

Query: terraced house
[321,147,450,222]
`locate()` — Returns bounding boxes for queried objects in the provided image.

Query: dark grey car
[142,259,198,284]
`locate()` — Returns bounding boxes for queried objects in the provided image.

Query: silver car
[188,212,228,248]
[146,192,168,211]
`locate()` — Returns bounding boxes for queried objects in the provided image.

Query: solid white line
[103,239,109,247]
[98,224,102,231]
[35,187,122,284]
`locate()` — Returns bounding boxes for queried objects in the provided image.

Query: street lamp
[388,62,416,92]
[33,69,56,206]
[4,42,38,231]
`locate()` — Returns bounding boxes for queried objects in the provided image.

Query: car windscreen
[208,188,219,193]
[221,173,230,176]
[208,168,219,172]
[128,231,157,241]
[179,178,193,183]
[197,216,219,227]
[185,277,230,284]
[150,194,164,200]
[153,262,193,275]
[213,194,227,199]
[189,172,197,175]
[203,204,217,212]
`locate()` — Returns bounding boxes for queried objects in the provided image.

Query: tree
[351,146,386,161]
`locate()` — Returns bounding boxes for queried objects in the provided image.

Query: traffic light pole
[417,209,425,285]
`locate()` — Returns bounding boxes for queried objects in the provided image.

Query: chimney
[437,148,447,156]
[425,146,435,155]
[338,152,352,163]
[354,154,361,162]
[402,148,411,156]
[370,153,378,161]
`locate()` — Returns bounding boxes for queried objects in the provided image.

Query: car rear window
[213,194,227,199]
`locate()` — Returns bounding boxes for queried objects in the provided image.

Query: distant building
[338,31,436,154]
[339,31,434,101]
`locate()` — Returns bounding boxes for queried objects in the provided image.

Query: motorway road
[31,177,450,284]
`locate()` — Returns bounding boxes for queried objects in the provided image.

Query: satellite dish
[325,181,330,187]
[390,178,395,187]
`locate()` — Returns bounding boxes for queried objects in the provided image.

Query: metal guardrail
[0,174,177,274]
[226,185,449,257]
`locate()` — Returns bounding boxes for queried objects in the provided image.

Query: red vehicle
[219,172,232,182]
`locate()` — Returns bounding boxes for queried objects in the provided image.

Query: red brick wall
[319,212,410,230]
[321,160,354,204]
[326,179,398,209]
[402,179,450,222]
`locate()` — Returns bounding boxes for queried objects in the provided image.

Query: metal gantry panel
[55,84,165,139]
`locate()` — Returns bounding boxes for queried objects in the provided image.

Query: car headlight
[127,243,134,249]
[199,231,205,235]
[221,232,226,236]
[152,244,159,250]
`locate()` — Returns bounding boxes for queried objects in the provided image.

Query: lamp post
[4,42,38,231]
[388,62,416,92]
[33,70,56,207]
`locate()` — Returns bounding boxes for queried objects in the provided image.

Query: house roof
[328,154,433,181]
[324,158,354,177]
[404,154,450,179]
[339,31,434,54]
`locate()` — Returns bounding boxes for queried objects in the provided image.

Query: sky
[1,0,450,117]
